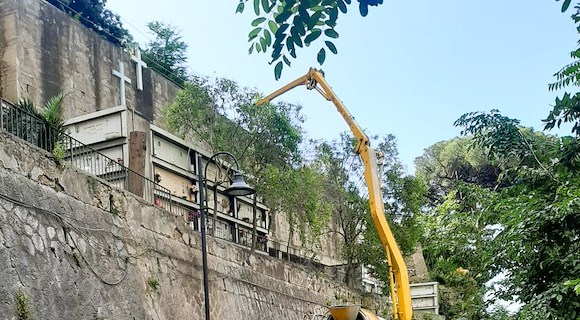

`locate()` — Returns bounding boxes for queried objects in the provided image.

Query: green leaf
[325,40,337,54]
[286,36,296,58]
[283,55,291,66]
[262,0,271,13]
[325,20,336,27]
[260,37,267,53]
[271,42,283,61]
[264,29,272,46]
[254,0,260,15]
[293,15,306,36]
[275,10,292,23]
[248,43,254,54]
[248,27,262,40]
[304,29,322,45]
[337,0,347,13]
[251,17,267,26]
[288,44,297,58]
[325,29,339,38]
[290,27,303,47]
[256,43,262,52]
[235,2,245,13]
[274,61,283,80]
[308,11,323,30]
[275,23,289,38]
[298,6,310,25]
[328,6,338,24]
[294,36,303,48]
[317,48,326,65]
[268,20,278,34]
[562,0,572,12]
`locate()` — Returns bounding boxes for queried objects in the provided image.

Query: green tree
[312,134,367,284]
[236,0,385,79]
[314,132,424,289]
[162,77,258,156]
[415,137,495,205]
[46,0,131,47]
[143,21,190,85]
[377,135,425,256]
[416,137,500,319]
[162,77,336,250]
[261,163,332,251]
[353,135,425,293]
[236,99,304,251]
[453,111,580,319]
[416,2,580,318]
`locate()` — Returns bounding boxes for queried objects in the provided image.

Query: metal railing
[0,98,172,206]
[1,98,58,152]
[185,212,269,252]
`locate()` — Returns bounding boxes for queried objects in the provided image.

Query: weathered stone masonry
[0,132,386,319]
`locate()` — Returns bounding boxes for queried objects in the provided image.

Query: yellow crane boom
[256,68,412,320]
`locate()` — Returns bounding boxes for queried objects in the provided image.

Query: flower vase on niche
[189,184,198,202]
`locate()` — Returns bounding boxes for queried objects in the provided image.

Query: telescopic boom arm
[256,68,413,320]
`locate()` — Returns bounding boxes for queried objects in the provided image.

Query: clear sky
[107,0,578,172]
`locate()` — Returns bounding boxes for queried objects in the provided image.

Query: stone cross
[112,60,131,106]
[131,48,148,91]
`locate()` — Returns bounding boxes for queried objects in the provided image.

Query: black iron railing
[0,98,173,207]
[0,98,59,152]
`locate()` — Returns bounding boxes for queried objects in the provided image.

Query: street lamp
[196,151,255,320]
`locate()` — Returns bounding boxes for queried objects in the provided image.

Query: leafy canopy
[316,132,425,288]
[236,0,385,79]
[143,21,190,86]
[162,76,338,245]
[46,0,132,47]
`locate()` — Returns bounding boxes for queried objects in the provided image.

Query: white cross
[131,48,148,91]
[112,60,131,106]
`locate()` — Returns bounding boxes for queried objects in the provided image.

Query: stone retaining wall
[0,131,388,319]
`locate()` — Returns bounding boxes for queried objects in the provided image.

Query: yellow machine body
[327,305,383,320]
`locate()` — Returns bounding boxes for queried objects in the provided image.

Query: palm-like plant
[12,94,65,152]
[12,98,45,147]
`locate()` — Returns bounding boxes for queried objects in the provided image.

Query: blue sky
[108,0,578,172]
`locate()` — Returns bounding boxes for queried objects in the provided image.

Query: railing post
[0,98,4,131]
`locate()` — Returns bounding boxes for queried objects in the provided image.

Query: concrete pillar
[128,131,146,197]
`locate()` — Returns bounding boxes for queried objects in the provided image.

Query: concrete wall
[270,210,343,266]
[0,131,389,319]
[406,244,431,284]
[0,0,178,121]
[0,0,18,100]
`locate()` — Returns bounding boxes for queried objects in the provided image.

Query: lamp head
[225,172,256,197]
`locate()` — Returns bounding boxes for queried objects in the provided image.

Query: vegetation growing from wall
[45,0,132,47]
[142,21,190,86]
[162,76,334,247]
[13,94,66,154]
[14,290,31,320]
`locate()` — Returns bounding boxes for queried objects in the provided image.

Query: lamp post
[196,151,255,320]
